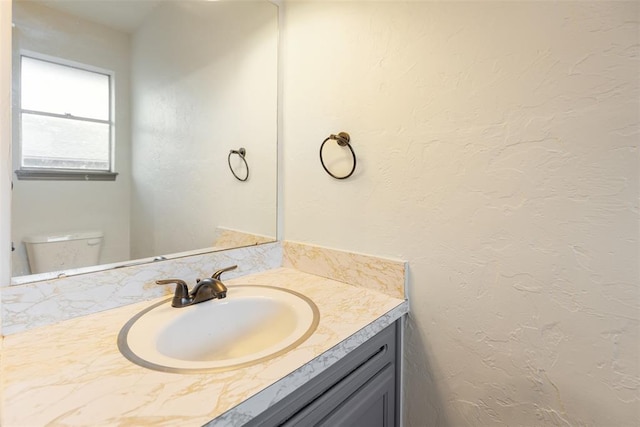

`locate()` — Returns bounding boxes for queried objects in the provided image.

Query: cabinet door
[246,322,398,427]
[318,364,396,427]
[284,364,396,427]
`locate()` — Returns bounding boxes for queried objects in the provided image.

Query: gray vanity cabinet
[245,320,400,427]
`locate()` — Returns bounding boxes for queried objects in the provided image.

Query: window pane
[21,56,110,120]
[21,114,110,170]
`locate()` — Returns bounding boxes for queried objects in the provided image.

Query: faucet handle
[156,279,191,307]
[212,265,238,280]
[156,278,188,288]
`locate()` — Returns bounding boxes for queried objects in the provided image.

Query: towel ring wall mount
[319,132,356,180]
[228,147,249,181]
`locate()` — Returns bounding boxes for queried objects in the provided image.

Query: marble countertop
[1,267,407,426]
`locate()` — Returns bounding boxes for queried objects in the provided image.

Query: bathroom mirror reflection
[9,0,278,284]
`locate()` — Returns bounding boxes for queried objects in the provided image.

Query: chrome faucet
[156,265,237,308]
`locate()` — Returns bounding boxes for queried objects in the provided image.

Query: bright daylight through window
[19,55,113,173]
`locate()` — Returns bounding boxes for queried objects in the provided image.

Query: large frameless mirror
[9,0,278,285]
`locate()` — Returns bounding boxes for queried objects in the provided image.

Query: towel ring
[319,132,356,180]
[228,147,249,181]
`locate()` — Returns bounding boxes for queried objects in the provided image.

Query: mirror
[9,0,278,284]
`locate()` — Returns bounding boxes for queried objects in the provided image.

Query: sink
[118,285,319,373]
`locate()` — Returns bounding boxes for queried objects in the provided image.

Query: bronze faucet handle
[211,265,238,280]
[156,278,188,287]
[156,279,192,307]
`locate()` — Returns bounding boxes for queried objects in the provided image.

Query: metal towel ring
[319,132,356,180]
[228,147,249,181]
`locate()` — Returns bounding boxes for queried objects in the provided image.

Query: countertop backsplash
[1,242,283,335]
[283,241,406,300]
[1,241,407,335]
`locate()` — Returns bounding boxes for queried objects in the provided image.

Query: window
[17,55,116,180]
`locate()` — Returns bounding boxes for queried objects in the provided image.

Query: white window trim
[15,50,117,181]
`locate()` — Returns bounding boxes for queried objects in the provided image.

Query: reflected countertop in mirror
[9,0,278,285]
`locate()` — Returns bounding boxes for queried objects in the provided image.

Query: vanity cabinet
[245,320,400,427]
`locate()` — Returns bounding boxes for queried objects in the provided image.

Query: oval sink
[118,285,319,373]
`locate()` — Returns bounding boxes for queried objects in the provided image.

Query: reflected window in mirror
[17,54,117,181]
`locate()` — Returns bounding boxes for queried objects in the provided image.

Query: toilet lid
[23,230,104,243]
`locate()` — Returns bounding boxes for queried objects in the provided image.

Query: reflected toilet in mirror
[23,231,103,274]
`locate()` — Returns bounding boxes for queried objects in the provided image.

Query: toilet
[23,231,104,274]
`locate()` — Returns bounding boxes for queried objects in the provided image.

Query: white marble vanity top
[1,267,407,426]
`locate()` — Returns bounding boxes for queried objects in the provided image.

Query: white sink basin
[118,285,319,373]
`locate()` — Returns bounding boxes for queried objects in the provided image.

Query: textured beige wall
[282,2,639,425]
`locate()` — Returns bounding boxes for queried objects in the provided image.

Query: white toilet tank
[23,231,104,274]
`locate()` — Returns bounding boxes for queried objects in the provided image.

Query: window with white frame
[18,55,114,176]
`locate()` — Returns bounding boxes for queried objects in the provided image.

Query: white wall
[10,2,132,276]
[130,1,277,259]
[282,2,639,425]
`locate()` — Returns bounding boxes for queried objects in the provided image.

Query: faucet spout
[190,277,227,303]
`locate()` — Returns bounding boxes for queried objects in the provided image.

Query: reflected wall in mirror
[10,0,278,284]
